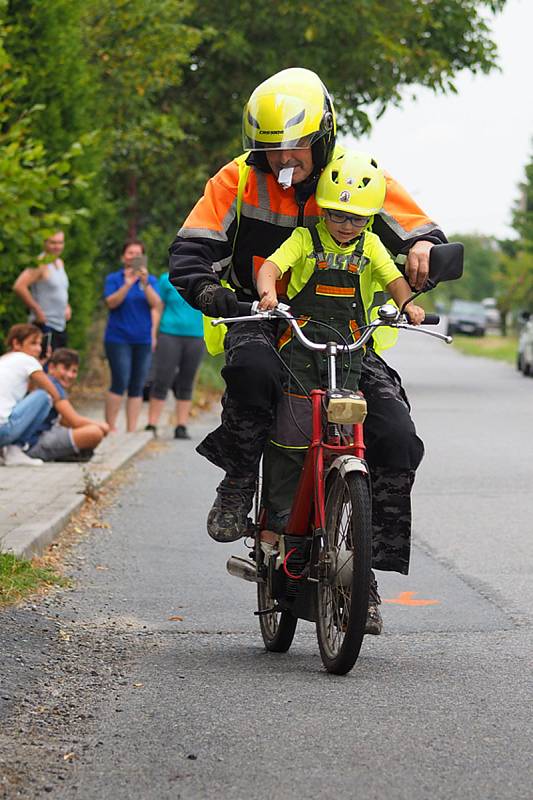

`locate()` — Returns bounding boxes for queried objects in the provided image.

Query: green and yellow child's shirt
[267,218,403,353]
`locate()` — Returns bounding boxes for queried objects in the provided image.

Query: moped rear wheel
[316,470,372,675]
[256,539,297,653]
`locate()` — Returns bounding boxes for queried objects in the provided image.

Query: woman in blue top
[103,240,161,432]
[145,272,204,439]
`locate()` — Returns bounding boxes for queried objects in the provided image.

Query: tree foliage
[1,0,101,352]
[433,234,500,306]
[493,150,533,317]
[83,0,204,267]
[178,0,506,168]
[0,0,509,353]
[511,151,533,256]
[0,14,93,348]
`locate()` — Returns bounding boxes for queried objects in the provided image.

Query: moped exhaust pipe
[226,556,258,583]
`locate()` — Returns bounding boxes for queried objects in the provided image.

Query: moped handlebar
[211,301,451,350]
[235,301,255,316]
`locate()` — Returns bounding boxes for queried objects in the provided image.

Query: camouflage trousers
[359,349,424,575]
[196,327,424,575]
[196,321,282,476]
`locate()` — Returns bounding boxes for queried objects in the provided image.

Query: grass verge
[0,552,68,607]
[196,353,225,392]
[0,467,130,610]
[192,353,225,413]
[451,334,518,365]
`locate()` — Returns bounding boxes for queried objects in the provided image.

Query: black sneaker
[174,425,190,440]
[365,571,383,635]
[207,475,256,543]
[145,424,157,436]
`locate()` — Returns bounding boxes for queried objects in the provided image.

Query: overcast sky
[347,0,532,240]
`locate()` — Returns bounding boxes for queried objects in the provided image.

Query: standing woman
[103,240,161,432]
[13,230,71,350]
[145,272,204,439]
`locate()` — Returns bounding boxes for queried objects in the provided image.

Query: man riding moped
[169,67,447,635]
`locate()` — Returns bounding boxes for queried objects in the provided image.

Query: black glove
[196,283,240,318]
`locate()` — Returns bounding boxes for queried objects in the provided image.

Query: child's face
[13,333,42,359]
[323,209,369,244]
[49,362,78,390]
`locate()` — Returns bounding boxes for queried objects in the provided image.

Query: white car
[517,316,533,375]
[482,297,500,330]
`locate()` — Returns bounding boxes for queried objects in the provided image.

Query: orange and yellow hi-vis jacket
[169,147,446,354]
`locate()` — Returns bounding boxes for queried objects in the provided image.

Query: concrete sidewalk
[0,398,159,560]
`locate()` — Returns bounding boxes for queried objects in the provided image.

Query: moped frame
[285,388,366,539]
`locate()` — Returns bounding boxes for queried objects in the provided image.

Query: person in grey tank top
[13,231,71,351]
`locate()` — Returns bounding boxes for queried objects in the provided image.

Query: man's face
[266,147,314,184]
[49,362,79,390]
[45,232,65,256]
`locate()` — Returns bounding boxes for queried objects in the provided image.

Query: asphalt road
[1,331,532,799]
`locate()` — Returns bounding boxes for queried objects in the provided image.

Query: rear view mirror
[423,243,464,292]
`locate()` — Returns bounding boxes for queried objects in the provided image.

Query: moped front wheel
[316,470,372,675]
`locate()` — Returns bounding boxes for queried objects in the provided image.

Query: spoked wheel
[256,537,297,653]
[316,470,372,675]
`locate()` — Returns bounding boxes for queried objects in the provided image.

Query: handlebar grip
[422,313,440,325]
[236,301,253,315]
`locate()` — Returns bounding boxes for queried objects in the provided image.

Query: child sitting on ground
[0,324,67,466]
[26,348,109,462]
[256,150,425,528]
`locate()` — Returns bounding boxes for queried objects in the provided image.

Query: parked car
[517,313,533,375]
[482,297,500,329]
[447,300,487,336]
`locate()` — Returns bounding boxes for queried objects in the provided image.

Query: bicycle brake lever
[395,323,452,343]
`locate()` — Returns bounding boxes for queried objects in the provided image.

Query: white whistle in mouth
[278,167,294,189]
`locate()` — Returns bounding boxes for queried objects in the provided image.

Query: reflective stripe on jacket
[170,148,446,354]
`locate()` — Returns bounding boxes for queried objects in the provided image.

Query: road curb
[1,431,152,560]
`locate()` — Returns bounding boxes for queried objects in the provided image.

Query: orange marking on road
[383,591,440,606]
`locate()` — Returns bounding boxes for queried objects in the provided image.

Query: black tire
[517,354,523,372]
[316,470,372,675]
[256,540,297,653]
[524,359,531,377]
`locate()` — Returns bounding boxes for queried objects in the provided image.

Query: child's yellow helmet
[316,151,386,215]
[243,67,336,171]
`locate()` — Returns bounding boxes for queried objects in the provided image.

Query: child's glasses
[326,209,370,227]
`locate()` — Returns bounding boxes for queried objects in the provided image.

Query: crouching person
[26,348,109,462]
[0,324,69,466]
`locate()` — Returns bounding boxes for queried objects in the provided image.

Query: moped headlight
[327,394,367,425]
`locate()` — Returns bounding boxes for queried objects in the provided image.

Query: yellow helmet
[316,150,386,215]
[242,67,336,171]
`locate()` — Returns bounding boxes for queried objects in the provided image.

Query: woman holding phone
[103,240,161,432]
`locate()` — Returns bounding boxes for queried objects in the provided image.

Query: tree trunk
[127,173,138,239]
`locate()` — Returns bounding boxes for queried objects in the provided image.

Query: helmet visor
[243,92,331,151]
